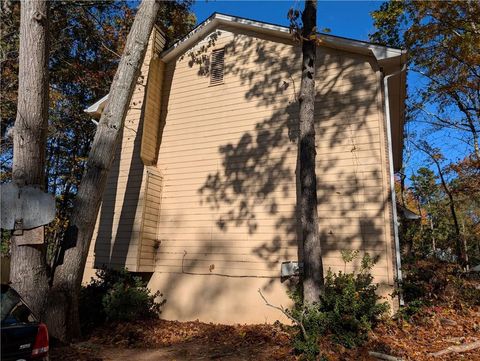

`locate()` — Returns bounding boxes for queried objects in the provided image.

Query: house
[82,13,407,324]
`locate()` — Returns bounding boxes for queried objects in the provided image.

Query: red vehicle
[1,284,49,361]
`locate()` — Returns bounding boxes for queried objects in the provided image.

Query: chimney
[152,26,167,57]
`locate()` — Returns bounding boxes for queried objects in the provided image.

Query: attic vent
[210,48,225,85]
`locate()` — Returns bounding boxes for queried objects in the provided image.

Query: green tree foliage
[405,168,452,255]
[372,1,479,265]
[449,157,480,262]
[411,168,439,207]
[370,0,480,158]
[0,0,195,264]
[397,157,480,263]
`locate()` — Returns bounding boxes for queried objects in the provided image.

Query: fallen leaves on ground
[50,343,103,361]
[367,305,480,361]
[73,304,479,361]
[88,320,295,360]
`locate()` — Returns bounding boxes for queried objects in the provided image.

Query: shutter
[210,48,225,86]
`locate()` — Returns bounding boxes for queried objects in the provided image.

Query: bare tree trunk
[429,217,436,251]
[432,157,468,266]
[471,126,480,160]
[10,0,49,319]
[399,171,407,206]
[45,0,161,342]
[426,199,436,251]
[413,141,468,266]
[298,0,324,304]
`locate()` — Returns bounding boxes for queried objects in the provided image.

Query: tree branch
[257,288,308,340]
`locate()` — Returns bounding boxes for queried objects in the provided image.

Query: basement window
[210,48,225,86]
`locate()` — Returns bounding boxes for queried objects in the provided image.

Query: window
[210,48,225,86]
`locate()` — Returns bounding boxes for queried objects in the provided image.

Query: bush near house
[288,253,390,360]
[79,268,165,335]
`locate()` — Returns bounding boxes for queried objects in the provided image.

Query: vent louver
[210,48,225,86]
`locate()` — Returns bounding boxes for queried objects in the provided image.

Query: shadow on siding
[92,27,396,319]
[194,31,389,283]
[93,99,146,270]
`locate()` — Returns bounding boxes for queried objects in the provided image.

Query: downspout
[382,63,406,306]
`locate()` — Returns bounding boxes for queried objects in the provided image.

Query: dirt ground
[50,336,292,361]
[50,306,480,361]
[51,321,294,361]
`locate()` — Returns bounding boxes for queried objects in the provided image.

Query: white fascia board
[161,15,220,62]
[84,94,108,117]
[161,13,404,63]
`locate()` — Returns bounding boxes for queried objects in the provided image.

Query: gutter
[382,62,407,305]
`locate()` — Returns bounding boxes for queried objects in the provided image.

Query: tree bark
[298,0,324,304]
[10,0,50,319]
[412,141,468,265]
[426,199,436,251]
[432,157,468,266]
[45,0,161,342]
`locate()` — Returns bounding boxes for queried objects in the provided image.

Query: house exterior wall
[83,29,165,280]
[144,27,396,323]
[141,29,166,165]
[83,26,397,323]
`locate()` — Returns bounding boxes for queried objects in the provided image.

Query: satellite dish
[0,183,56,230]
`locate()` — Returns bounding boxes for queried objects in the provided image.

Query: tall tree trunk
[45,0,161,342]
[471,126,480,160]
[415,141,468,266]
[10,0,50,319]
[432,157,468,266]
[426,199,436,251]
[400,171,407,206]
[298,0,324,304]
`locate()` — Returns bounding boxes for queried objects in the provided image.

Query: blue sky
[193,1,381,42]
[191,1,470,180]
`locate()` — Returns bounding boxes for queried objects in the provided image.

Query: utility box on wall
[281,261,301,278]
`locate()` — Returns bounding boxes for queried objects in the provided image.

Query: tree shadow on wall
[156,27,395,311]
[93,93,146,270]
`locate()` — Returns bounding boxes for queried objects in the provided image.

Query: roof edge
[84,94,108,117]
[161,12,405,63]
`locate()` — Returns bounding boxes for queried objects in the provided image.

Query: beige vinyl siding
[146,27,396,322]
[83,30,165,278]
[137,167,163,271]
[141,57,165,165]
[83,24,398,323]
[153,30,298,286]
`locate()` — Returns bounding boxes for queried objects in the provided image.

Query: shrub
[396,259,480,320]
[287,253,389,358]
[79,267,165,334]
[320,267,389,347]
[102,275,164,322]
[396,299,426,321]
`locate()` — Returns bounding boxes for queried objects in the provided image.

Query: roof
[84,94,108,115]
[162,12,406,68]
